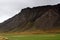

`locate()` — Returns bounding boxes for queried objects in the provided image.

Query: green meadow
[0,34,60,40]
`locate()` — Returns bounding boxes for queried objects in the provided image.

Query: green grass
[0,34,60,40]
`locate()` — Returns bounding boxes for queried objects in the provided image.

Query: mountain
[0,4,60,33]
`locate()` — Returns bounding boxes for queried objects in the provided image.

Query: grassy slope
[0,34,60,40]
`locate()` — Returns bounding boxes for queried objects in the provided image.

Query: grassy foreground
[0,34,60,40]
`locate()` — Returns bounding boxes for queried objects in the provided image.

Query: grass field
[0,34,60,40]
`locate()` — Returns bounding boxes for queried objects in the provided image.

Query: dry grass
[0,36,8,40]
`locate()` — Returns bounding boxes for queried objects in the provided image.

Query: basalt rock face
[0,4,60,33]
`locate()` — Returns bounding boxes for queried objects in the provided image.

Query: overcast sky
[0,0,60,23]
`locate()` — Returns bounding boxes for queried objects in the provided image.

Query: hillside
[0,4,60,33]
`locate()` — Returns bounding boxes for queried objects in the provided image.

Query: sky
[0,0,60,23]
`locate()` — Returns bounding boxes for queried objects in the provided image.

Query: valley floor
[0,33,60,40]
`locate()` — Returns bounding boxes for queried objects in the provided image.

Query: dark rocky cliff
[0,4,60,33]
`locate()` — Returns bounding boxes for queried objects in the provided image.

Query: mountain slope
[0,4,60,33]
